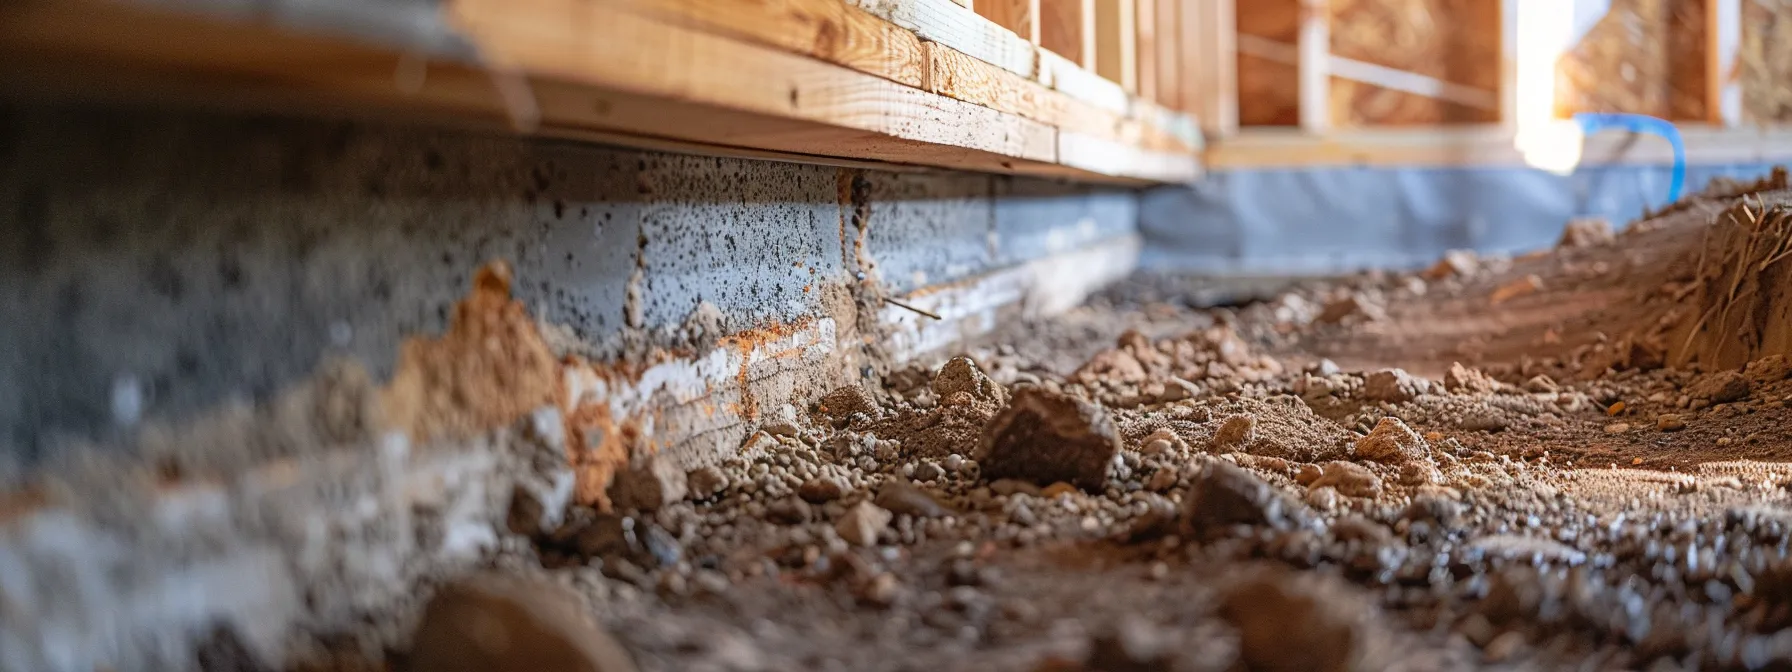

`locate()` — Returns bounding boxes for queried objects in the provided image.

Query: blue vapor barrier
[1139,161,1786,275]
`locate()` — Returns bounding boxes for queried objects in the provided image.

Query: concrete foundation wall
[0,102,1138,481]
[0,101,1139,671]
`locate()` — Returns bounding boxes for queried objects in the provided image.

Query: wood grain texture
[611,0,929,89]
[1092,0,1136,91]
[1206,125,1792,169]
[1059,130,1200,181]
[1133,0,1156,102]
[974,0,1037,41]
[0,0,1200,182]
[1038,0,1087,63]
[850,0,1036,77]
[1149,0,1178,110]
[1039,49,1130,114]
[1236,0,1300,126]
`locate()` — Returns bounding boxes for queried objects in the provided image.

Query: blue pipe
[1572,112,1686,205]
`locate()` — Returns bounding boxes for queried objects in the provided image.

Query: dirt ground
[388,177,1792,672]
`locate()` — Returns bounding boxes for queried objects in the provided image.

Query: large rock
[1360,369,1430,403]
[978,387,1121,492]
[410,575,637,672]
[1181,462,1310,536]
[607,453,687,511]
[1219,571,1376,672]
[1353,417,1429,463]
[932,356,1008,407]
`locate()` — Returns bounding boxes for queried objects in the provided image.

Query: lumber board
[1038,49,1130,115]
[1059,130,1200,182]
[849,0,1036,78]
[0,0,1200,183]
[1206,125,1792,169]
[450,0,1057,160]
[610,0,929,89]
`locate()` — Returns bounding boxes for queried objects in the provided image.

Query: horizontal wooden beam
[0,0,1199,184]
[1207,125,1792,170]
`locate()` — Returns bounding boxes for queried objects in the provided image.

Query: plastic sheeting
[1138,162,1785,274]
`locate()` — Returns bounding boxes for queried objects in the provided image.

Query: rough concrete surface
[0,101,1137,671]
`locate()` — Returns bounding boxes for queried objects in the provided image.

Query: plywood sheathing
[1236,0,1302,126]
[1739,0,1792,123]
[1327,0,1499,125]
[1556,0,1709,121]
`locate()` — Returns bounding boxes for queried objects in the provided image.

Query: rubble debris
[1360,369,1430,403]
[1443,362,1496,394]
[686,466,728,501]
[1219,571,1373,672]
[874,481,951,518]
[410,575,638,672]
[1423,249,1480,279]
[1208,414,1257,451]
[837,501,892,547]
[1309,461,1382,499]
[1557,216,1615,248]
[1353,417,1428,463]
[1318,293,1385,323]
[1490,275,1543,304]
[978,387,1121,491]
[932,355,1008,407]
[1687,370,1751,404]
[798,476,847,503]
[816,385,881,424]
[1183,462,1309,535]
[608,454,688,511]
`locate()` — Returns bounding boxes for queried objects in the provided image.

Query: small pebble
[1604,423,1629,434]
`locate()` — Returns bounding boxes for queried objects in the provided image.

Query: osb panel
[1740,0,1792,123]
[1327,0,1500,126]
[1556,0,1707,121]
[1237,0,1301,126]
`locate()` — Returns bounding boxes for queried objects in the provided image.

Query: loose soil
[381,179,1792,671]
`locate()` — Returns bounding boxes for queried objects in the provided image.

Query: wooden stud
[1152,0,1181,111]
[1037,0,1086,64]
[1297,0,1329,132]
[974,0,1037,41]
[1134,0,1156,102]
[1091,0,1136,91]
[1707,0,1741,126]
[1187,0,1237,136]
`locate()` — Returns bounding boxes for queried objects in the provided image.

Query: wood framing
[1151,0,1182,113]
[1208,125,1792,170]
[1186,0,1236,136]
[1297,0,1330,132]
[1133,0,1156,101]
[1038,0,1089,66]
[1707,0,1741,126]
[0,0,1200,184]
[1092,0,1137,92]
[974,0,1038,41]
